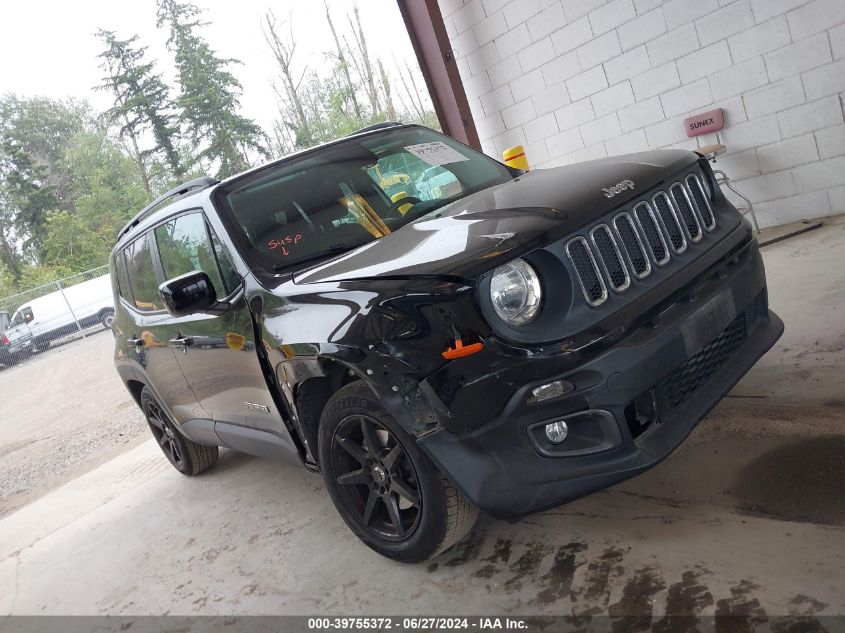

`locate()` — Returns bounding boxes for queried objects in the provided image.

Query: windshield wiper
[272,244,358,271]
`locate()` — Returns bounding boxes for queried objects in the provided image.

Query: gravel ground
[0,331,148,516]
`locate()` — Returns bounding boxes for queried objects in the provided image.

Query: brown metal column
[397,0,481,150]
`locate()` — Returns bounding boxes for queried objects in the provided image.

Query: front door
[152,211,294,442]
[119,232,203,424]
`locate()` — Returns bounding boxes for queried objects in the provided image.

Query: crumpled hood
[293,149,698,284]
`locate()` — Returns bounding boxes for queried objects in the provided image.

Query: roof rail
[345,121,404,137]
[117,176,219,240]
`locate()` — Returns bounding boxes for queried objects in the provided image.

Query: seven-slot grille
[566,172,715,307]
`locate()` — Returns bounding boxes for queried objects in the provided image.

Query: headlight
[489,258,541,326]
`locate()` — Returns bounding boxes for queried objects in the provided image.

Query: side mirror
[159,271,217,318]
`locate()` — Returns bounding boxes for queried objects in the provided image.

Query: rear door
[120,232,204,423]
[153,210,295,447]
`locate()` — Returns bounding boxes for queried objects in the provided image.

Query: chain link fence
[0,264,114,365]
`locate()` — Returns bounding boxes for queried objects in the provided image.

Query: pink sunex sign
[684,108,724,137]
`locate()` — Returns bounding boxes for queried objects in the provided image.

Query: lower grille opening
[656,311,747,418]
[626,291,767,440]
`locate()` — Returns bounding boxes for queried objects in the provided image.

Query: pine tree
[156,0,267,179]
[96,29,185,186]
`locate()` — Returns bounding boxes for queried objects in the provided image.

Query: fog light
[545,421,569,444]
[529,379,574,403]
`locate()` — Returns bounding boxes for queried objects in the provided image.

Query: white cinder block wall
[439,0,845,228]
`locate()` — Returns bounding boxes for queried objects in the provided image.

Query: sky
[0,0,423,131]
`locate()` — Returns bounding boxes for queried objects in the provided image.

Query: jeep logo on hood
[602,179,635,198]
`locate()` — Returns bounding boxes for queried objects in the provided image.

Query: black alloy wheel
[145,396,185,470]
[331,414,423,541]
[318,381,477,562]
[140,387,219,476]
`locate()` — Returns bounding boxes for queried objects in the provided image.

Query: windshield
[215,126,514,271]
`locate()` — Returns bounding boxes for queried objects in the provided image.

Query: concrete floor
[1,217,843,619]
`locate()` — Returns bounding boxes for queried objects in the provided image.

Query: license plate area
[680,288,737,357]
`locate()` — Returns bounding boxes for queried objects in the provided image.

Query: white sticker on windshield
[404,142,470,167]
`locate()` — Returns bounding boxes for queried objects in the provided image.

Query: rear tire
[100,309,115,329]
[318,381,477,563]
[141,387,218,476]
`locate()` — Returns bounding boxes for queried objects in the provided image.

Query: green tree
[0,261,15,300]
[0,94,149,288]
[0,95,91,263]
[0,187,21,283]
[96,29,185,190]
[41,130,148,271]
[156,0,267,178]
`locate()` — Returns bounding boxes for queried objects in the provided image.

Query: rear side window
[154,212,232,296]
[115,253,131,302]
[123,234,162,312]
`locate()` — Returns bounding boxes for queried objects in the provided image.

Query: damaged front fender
[257,275,489,443]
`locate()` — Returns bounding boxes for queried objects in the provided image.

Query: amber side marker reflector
[442,338,484,360]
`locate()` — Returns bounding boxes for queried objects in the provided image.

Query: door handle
[169,336,193,347]
[127,337,144,347]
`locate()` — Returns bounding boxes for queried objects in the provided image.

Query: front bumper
[418,236,783,519]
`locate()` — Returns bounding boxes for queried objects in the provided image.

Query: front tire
[318,381,477,563]
[141,387,218,476]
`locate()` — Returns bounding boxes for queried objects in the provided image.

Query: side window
[12,308,29,326]
[123,234,163,312]
[154,213,225,296]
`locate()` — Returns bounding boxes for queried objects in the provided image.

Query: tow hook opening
[625,389,661,440]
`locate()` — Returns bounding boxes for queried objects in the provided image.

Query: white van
[4,275,115,351]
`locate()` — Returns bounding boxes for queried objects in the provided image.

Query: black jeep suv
[110,123,782,562]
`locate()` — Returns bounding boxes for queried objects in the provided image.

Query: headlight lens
[489,258,542,326]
